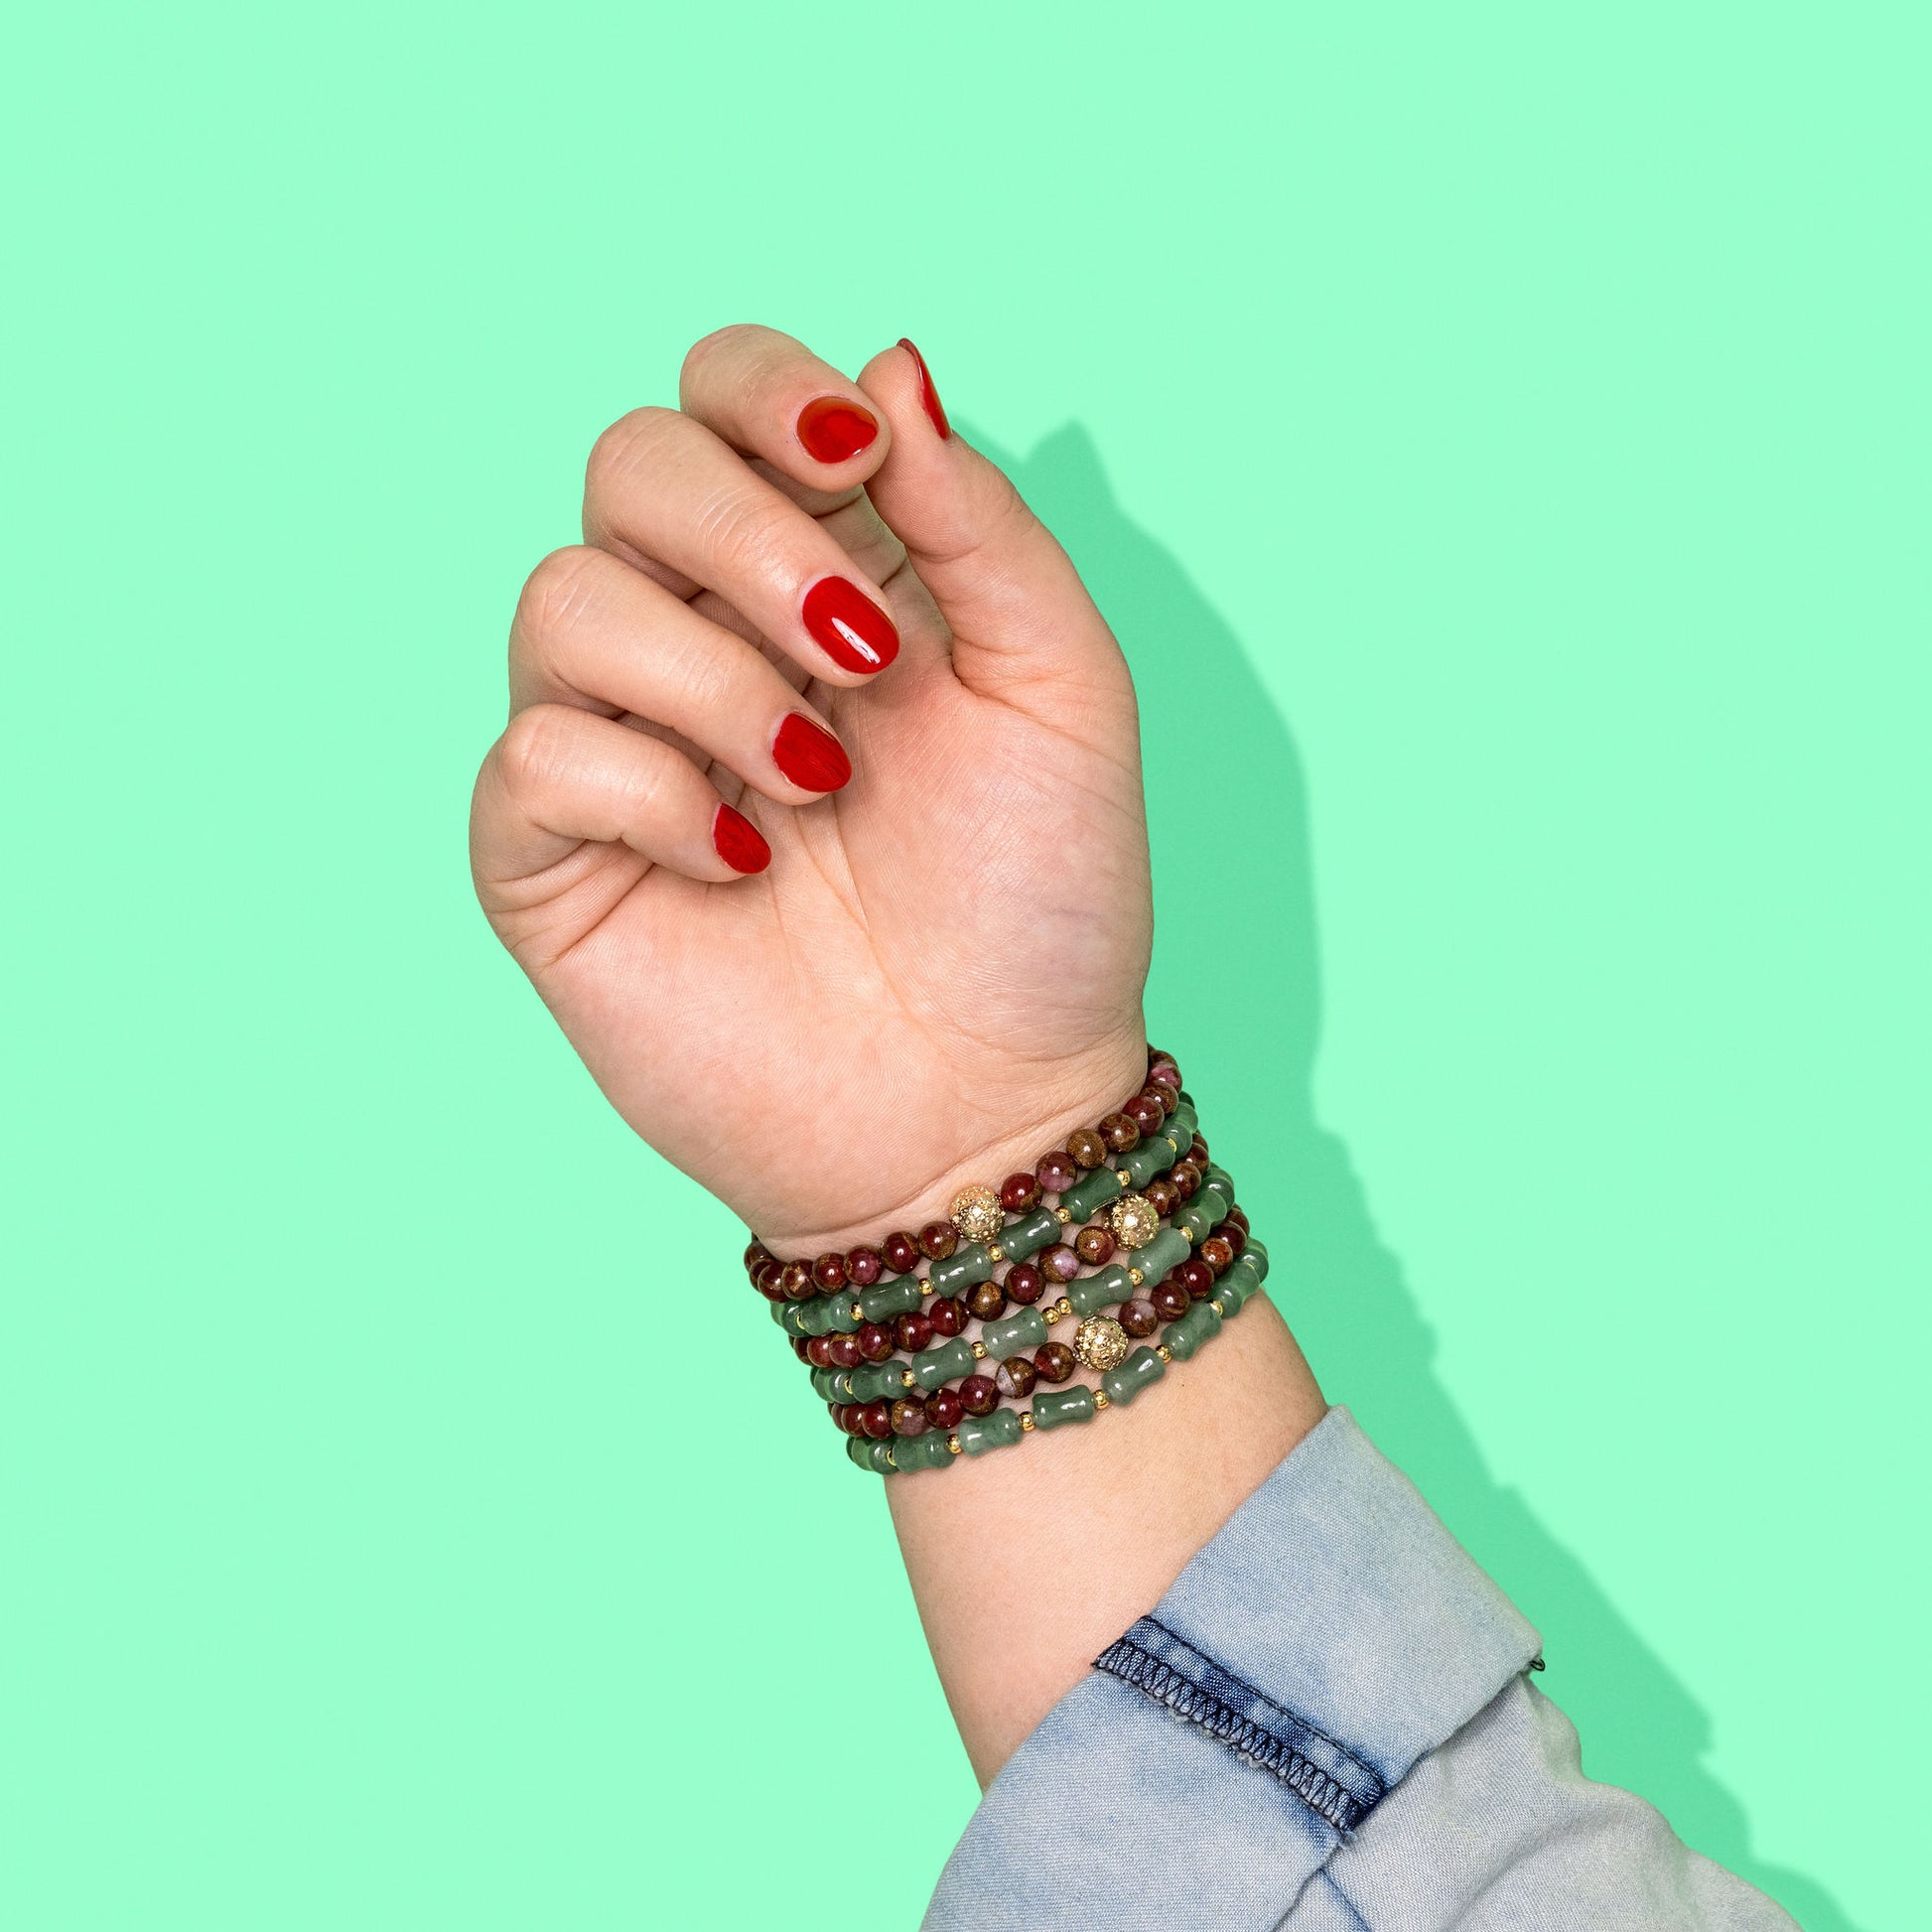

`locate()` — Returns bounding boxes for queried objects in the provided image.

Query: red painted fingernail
[772,713,852,792]
[712,802,770,875]
[898,338,951,439]
[802,577,899,674]
[797,396,879,464]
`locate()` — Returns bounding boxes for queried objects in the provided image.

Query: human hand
[470,328,1153,1254]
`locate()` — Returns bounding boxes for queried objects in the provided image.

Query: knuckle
[680,323,760,392]
[585,404,682,500]
[496,704,575,806]
[514,545,608,646]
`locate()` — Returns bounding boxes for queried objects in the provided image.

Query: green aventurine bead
[778,1302,810,1336]
[1001,1206,1061,1260]
[1059,1166,1124,1221]
[847,1436,875,1470]
[1174,1200,1215,1242]
[959,1408,1024,1455]
[854,1361,911,1402]
[1101,1345,1166,1406]
[980,1306,1048,1359]
[893,1433,955,1472]
[857,1275,922,1323]
[867,1440,897,1473]
[1119,1134,1174,1186]
[801,1295,861,1337]
[1167,1101,1198,1143]
[1214,1271,1249,1315]
[811,1367,839,1401]
[1032,1385,1097,1431]
[928,1242,994,1297]
[1133,1226,1190,1283]
[1245,1239,1269,1281]
[913,1336,978,1390]
[1067,1263,1134,1315]
[1167,1301,1224,1360]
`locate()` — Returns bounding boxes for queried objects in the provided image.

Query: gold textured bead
[1042,1306,1061,1324]
[1020,1413,1036,1432]
[949,1182,1004,1244]
[1108,1192,1160,1249]
[885,1446,899,1469]
[1180,1226,1196,1243]
[851,1303,864,1319]
[1071,1313,1131,1371]
[972,1340,987,1359]
[987,1244,1005,1263]
[1157,1344,1173,1362]
[901,1369,916,1388]
[1128,1268,1144,1286]
[1210,1300,1225,1316]
[947,1435,962,1454]
[1093,1389,1111,1410]
[1058,1297,1073,1313]
[1115,1169,1134,1185]
[1054,1205,1071,1223]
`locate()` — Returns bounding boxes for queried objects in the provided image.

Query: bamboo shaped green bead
[802,1294,862,1337]
[847,1436,875,1470]
[894,1432,954,1472]
[857,1275,922,1323]
[1167,1101,1198,1142]
[810,1367,839,1401]
[855,1361,913,1402]
[1119,1134,1174,1186]
[1167,1301,1223,1360]
[1067,1263,1134,1315]
[777,1302,810,1336]
[1213,1272,1248,1315]
[1059,1166,1124,1221]
[1032,1385,1096,1431]
[867,1440,897,1473]
[999,1206,1061,1260]
[958,1408,1023,1455]
[1101,1345,1166,1406]
[1245,1239,1269,1281]
[912,1336,978,1390]
[1174,1200,1215,1243]
[928,1242,994,1297]
[980,1306,1048,1359]
[1132,1225,1190,1284]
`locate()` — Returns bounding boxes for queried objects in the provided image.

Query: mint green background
[6,5,1924,1927]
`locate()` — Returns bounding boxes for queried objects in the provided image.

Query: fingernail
[712,802,770,874]
[797,396,880,464]
[772,713,853,792]
[802,577,899,674]
[898,338,951,439]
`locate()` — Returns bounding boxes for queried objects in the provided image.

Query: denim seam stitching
[1093,1632,1379,1833]
[1139,1615,1366,1765]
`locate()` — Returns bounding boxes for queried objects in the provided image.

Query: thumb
[855,340,1123,696]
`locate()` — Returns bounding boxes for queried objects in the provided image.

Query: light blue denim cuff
[923,1405,1543,1931]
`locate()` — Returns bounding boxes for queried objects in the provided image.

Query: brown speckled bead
[1100,1110,1141,1153]
[812,1252,847,1291]
[883,1230,920,1275]
[896,1311,934,1352]
[1228,1206,1251,1234]
[995,1356,1037,1400]
[1145,1176,1179,1216]
[1189,1135,1209,1166]
[861,1400,894,1440]
[925,1387,964,1431]
[846,1245,883,1287]
[966,1280,1008,1322]
[828,1332,863,1369]
[745,1240,773,1273]
[1074,1224,1116,1266]
[1038,1242,1081,1285]
[1121,1298,1160,1338]
[857,1321,894,1363]
[806,1335,835,1368]
[959,1373,1000,1416]
[927,1296,965,1338]
[753,1260,785,1301]
[1148,1053,1180,1090]
[1035,1149,1079,1194]
[794,1336,817,1363]
[1004,1261,1044,1305]
[1000,1171,1041,1212]
[1151,1280,1191,1322]
[1215,1219,1247,1257]
[918,1221,958,1261]
[1066,1127,1109,1171]
[1199,1235,1235,1276]
[1177,1258,1215,1301]
[1033,1341,1075,1383]
[835,1404,861,1434]
[1143,1083,1174,1119]
[891,1398,929,1437]
[780,1260,814,1301]
[1125,1091,1166,1135]
[1169,1160,1201,1200]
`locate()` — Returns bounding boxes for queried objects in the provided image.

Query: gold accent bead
[1128,1268,1144,1286]
[1094,1389,1111,1410]
[885,1446,899,1468]
[1108,1192,1160,1249]
[947,1435,962,1454]
[972,1340,987,1359]
[987,1244,1005,1263]
[1043,1306,1061,1324]
[1180,1226,1195,1243]
[1058,1298,1073,1313]
[1157,1344,1173,1362]
[1020,1413,1036,1432]
[1054,1205,1071,1223]
[901,1369,916,1388]
[949,1182,1005,1244]
[1071,1313,1131,1371]
[1116,1169,1134,1185]
[1210,1301,1225,1316]
[851,1303,864,1319]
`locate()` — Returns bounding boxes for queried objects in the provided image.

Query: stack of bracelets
[743,1047,1270,1473]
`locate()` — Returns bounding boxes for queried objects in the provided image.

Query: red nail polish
[712,802,770,874]
[802,577,899,674]
[898,338,951,439]
[772,713,852,792]
[797,396,880,464]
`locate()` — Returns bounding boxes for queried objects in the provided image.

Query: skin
[470,325,1327,1784]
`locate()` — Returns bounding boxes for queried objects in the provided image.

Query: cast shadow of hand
[980,418,1857,1932]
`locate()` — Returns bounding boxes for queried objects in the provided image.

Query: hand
[470,327,1154,1254]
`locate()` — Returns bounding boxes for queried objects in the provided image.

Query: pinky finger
[471,703,770,899]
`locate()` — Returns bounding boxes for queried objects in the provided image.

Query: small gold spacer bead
[987,1245,1005,1263]
[1020,1413,1036,1432]
[901,1369,916,1388]
[1116,1169,1134,1185]
[947,1435,962,1454]
[1210,1300,1225,1316]
[1055,1205,1071,1223]
[1157,1344,1173,1362]
[972,1340,987,1359]
[1043,1307,1061,1324]
[851,1303,864,1319]
[1094,1389,1111,1410]
[1059,1297,1073,1313]
[1180,1226,1195,1243]
[885,1446,899,1468]
[1128,1268,1143,1286]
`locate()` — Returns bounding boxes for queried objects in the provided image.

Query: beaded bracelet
[745,1049,1190,1304]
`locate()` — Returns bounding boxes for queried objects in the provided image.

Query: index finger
[679,324,894,493]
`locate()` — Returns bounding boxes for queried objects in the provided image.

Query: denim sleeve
[922,1406,1795,1931]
